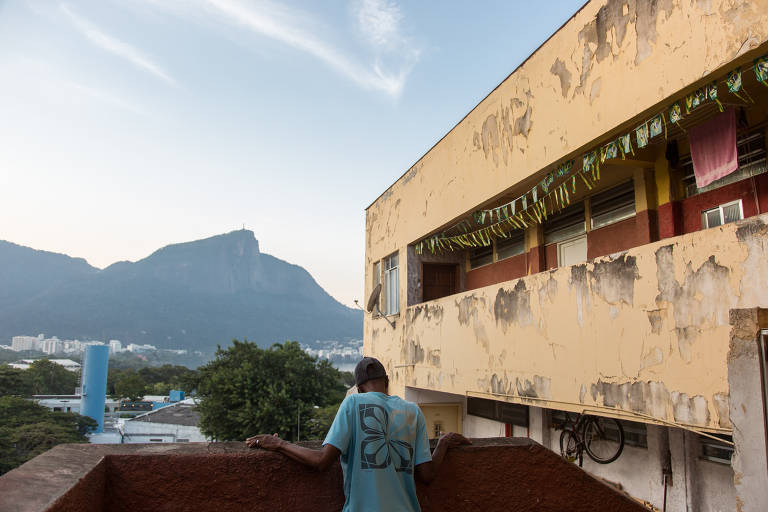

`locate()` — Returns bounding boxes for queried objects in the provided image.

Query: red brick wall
[545,243,558,270]
[466,253,526,291]
[587,210,656,260]
[680,177,763,234]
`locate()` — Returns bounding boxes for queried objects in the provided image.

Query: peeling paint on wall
[550,58,572,98]
[589,254,639,306]
[457,295,490,351]
[494,281,532,332]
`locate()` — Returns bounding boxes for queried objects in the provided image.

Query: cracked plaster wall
[364,0,768,331]
[370,214,768,433]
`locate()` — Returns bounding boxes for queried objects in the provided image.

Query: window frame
[383,252,400,316]
[496,232,526,261]
[468,245,493,269]
[701,199,743,229]
[589,180,636,230]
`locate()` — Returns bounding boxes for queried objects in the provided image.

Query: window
[177,438,189,443]
[700,435,733,464]
[149,438,164,443]
[383,252,399,315]
[590,180,636,230]
[544,203,585,244]
[372,261,381,289]
[701,199,743,229]
[467,397,529,427]
[496,232,525,260]
[469,245,493,269]
[433,422,442,439]
[682,130,767,197]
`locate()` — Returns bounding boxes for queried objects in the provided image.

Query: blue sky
[0,0,584,306]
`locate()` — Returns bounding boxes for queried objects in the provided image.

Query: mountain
[0,231,362,351]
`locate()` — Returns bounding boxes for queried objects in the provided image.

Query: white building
[42,337,63,355]
[8,359,81,372]
[126,343,156,353]
[119,400,208,443]
[11,336,42,352]
[109,340,122,354]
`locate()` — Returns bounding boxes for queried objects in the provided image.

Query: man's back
[324,392,431,512]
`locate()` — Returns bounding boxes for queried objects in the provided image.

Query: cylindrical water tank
[80,345,109,433]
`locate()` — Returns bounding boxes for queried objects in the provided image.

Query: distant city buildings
[8,359,81,372]
[5,333,188,357]
[302,339,363,370]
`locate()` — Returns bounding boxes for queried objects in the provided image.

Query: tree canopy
[0,396,95,475]
[196,340,349,441]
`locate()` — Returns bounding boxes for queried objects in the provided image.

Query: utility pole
[297,404,301,442]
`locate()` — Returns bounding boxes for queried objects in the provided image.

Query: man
[246,356,470,512]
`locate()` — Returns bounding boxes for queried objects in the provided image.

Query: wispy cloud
[204,0,418,98]
[61,4,176,86]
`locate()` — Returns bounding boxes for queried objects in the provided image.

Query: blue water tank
[169,390,185,403]
[80,345,109,433]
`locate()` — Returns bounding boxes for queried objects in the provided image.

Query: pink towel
[689,108,738,188]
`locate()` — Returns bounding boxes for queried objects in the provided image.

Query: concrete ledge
[0,438,647,511]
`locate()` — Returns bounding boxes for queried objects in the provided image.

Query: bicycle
[559,413,625,466]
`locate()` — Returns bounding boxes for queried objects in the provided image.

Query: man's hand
[415,432,472,484]
[246,433,283,451]
[438,432,472,448]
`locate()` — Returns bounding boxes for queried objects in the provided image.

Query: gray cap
[355,357,387,387]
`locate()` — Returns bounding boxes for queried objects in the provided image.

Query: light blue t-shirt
[324,392,432,512]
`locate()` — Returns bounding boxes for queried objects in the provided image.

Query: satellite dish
[366,283,382,313]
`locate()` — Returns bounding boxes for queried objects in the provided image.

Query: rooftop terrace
[0,438,647,512]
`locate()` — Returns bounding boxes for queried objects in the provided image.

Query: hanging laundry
[689,108,738,189]
[636,123,649,148]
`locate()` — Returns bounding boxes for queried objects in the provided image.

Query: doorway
[420,403,462,438]
[422,263,458,302]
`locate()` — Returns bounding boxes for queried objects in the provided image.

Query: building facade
[364,1,768,510]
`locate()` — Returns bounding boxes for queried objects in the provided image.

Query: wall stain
[494,281,532,333]
[481,114,500,166]
[570,264,590,327]
[513,103,533,139]
[655,246,732,360]
[713,392,731,428]
[427,349,441,368]
[515,375,552,399]
[550,58,572,98]
[591,380,670,420]
[403,338,425,365]
[457,295,490,351]
[671,391,710,426]
[646,309,663,334]
[589,253,639,307]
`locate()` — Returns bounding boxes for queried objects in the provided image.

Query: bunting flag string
[414,53,768,255]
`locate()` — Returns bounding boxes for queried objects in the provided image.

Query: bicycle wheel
[583,416,624,464]
[559,429,581,464]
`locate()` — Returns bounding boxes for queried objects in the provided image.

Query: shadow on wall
[0,439,647,512]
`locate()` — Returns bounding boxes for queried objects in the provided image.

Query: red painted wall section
[528,245,545,274]
[658,201,683,239]
[680,177,762,234]
[587,210,656,260]
[465,253,526,291]
[545,243,558,270]
[754,172,768,214]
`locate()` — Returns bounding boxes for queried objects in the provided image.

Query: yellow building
[364,1,768,510]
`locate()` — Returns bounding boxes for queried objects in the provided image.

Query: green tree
[0,396,96,475]
[27,360,78,395]
[0,367,33,396]
[113,370,147,401]
[196,340,346,441]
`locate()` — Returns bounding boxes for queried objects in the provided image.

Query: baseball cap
[355,357,387,387]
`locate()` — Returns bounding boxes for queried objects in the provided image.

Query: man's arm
[246,434,340,471]
[415,432,471,484]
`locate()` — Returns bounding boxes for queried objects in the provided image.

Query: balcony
[0,439,646,512]
[377,213,768,433]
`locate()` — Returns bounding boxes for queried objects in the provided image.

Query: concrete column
[527,406,550,448]
[525,224,544,274]
[728,309,768,511]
